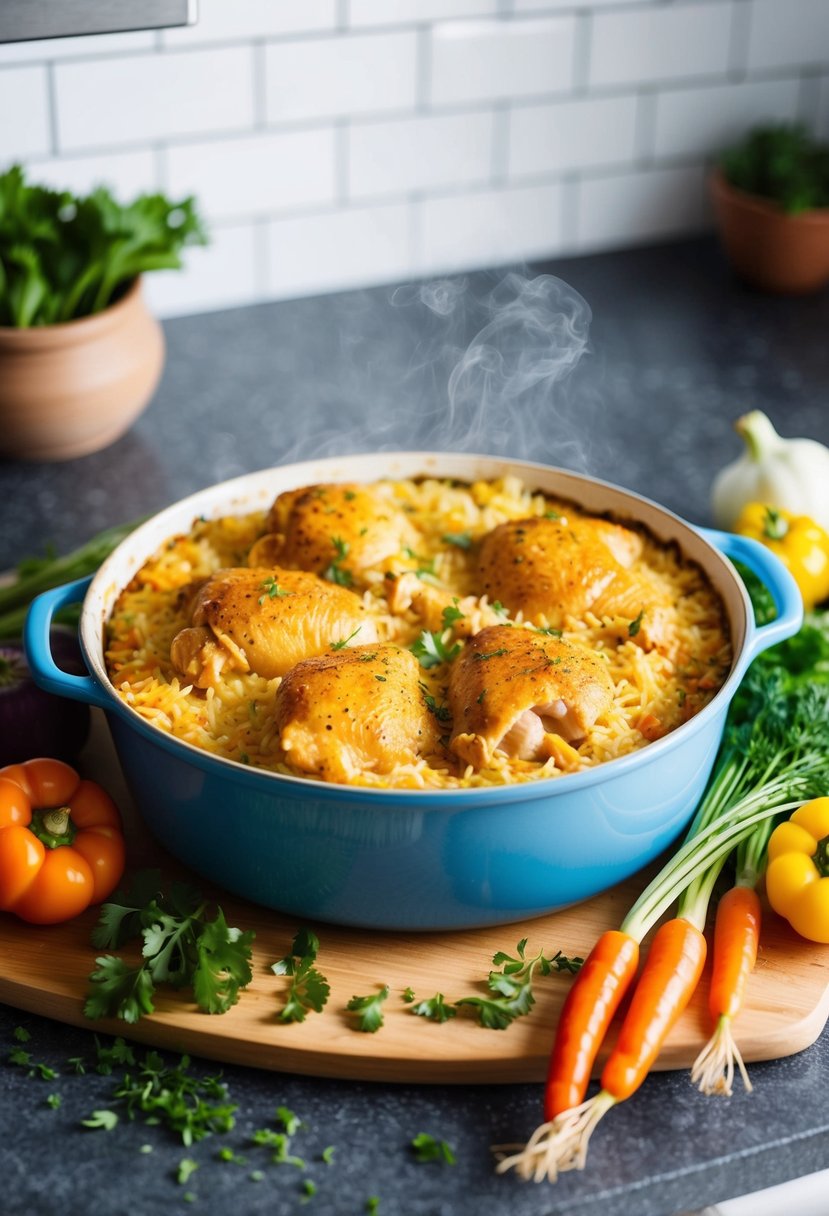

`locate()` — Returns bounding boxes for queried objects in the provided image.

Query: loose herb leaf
[628,610,644,638]
[410,993,457,1024]
[455,941,581,1030]
[272,929,330,1023]
[411,1133,457,1165]
[82,1109,120,1131]
[322,537,353,586]
[345,985,390,1033]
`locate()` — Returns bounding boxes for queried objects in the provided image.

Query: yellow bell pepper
[766,798,829,943]
[734,503,829,610]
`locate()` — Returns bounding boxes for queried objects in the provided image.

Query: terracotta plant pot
[0,278,165,462]
[710,169,829,295]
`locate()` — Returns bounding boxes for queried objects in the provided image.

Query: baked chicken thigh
[448,624,614,769]
[170,566,377,687]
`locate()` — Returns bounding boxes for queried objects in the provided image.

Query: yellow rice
[105,476,732,790]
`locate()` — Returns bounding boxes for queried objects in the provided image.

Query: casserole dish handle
[24,576,111,709]
[699,527,803,660]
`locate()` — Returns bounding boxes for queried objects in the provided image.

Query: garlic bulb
[711,410,829,533]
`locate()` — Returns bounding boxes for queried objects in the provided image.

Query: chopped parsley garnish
[420,684,451,722]
[628,609,645,637]
[330,625,362,650]
[472,647,508,661]
[345,985,390,1033]
[441,531,473,550]
[258,575,293,604]
[410,628,462,668]
[536,626,562,637]
[272,928,330,1023]
[81,1109,119,1131]
[84,870,254,1024]
[322,536,353,586]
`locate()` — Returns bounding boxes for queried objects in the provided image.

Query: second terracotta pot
[0,277,165,462]
[710,169,829,295]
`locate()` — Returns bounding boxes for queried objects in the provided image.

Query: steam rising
[255,269,594,472]
[391,271,592,463]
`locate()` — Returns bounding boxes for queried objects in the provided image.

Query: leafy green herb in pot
[0,164,207,327]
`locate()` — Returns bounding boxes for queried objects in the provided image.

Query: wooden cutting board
[2,714,828,1083]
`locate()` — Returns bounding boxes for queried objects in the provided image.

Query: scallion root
[690,1014,752,1096]
[493,1091,616,1183]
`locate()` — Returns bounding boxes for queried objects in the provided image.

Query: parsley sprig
[410,605,465,669]
[345,985,390,1033]
[84,869,255,1024]
[409,940,583,1031]
[322,537,353,586]
[272,928,330,1023]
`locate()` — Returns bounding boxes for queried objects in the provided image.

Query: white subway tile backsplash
[144,223,260,318]
[747,0,829,73]
[349,0,498,26]
[267,203,414,298]
[348,111,493,200]
[430,17,576,108]
[23,149,158,199]
[589,2,732,89]
[419,182,564,274]
[0,30,155,65]
[0,66,51,161]
[55,47,255,152]
[509,94,638,179]
[575,163,708,253]
[162,0,337,47]
[653,77,801,160]
[167,129,337,221]
[265,31,417,124]
[3,2,827,313]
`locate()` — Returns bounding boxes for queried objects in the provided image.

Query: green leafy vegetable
[272,929,330,1023]
[0,163,207,326]
[345,985,390,1033]
[410,1133,457,1165]
[84,869,255,1023]
[177,1159,199,1185]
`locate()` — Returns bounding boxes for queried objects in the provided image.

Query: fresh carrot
[543,930,640,1120]
[601,917,707,1100]
[690,883,760,1096]
[497,916,707,1182]
[690,813,770,1097]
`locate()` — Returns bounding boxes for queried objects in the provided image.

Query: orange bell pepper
[0,757,125,924]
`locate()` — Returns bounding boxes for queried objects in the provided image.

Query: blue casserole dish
[24,454,802,930]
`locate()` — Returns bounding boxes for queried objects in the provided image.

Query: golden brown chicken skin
[249,481,419,588]
[448,624,614,770]
[169,566,378,688]
[274,644,439,784]
[476,514,673,648]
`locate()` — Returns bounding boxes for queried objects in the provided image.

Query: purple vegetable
[0,631,90,766]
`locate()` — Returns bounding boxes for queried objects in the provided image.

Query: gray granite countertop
[2,237,829,1216]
